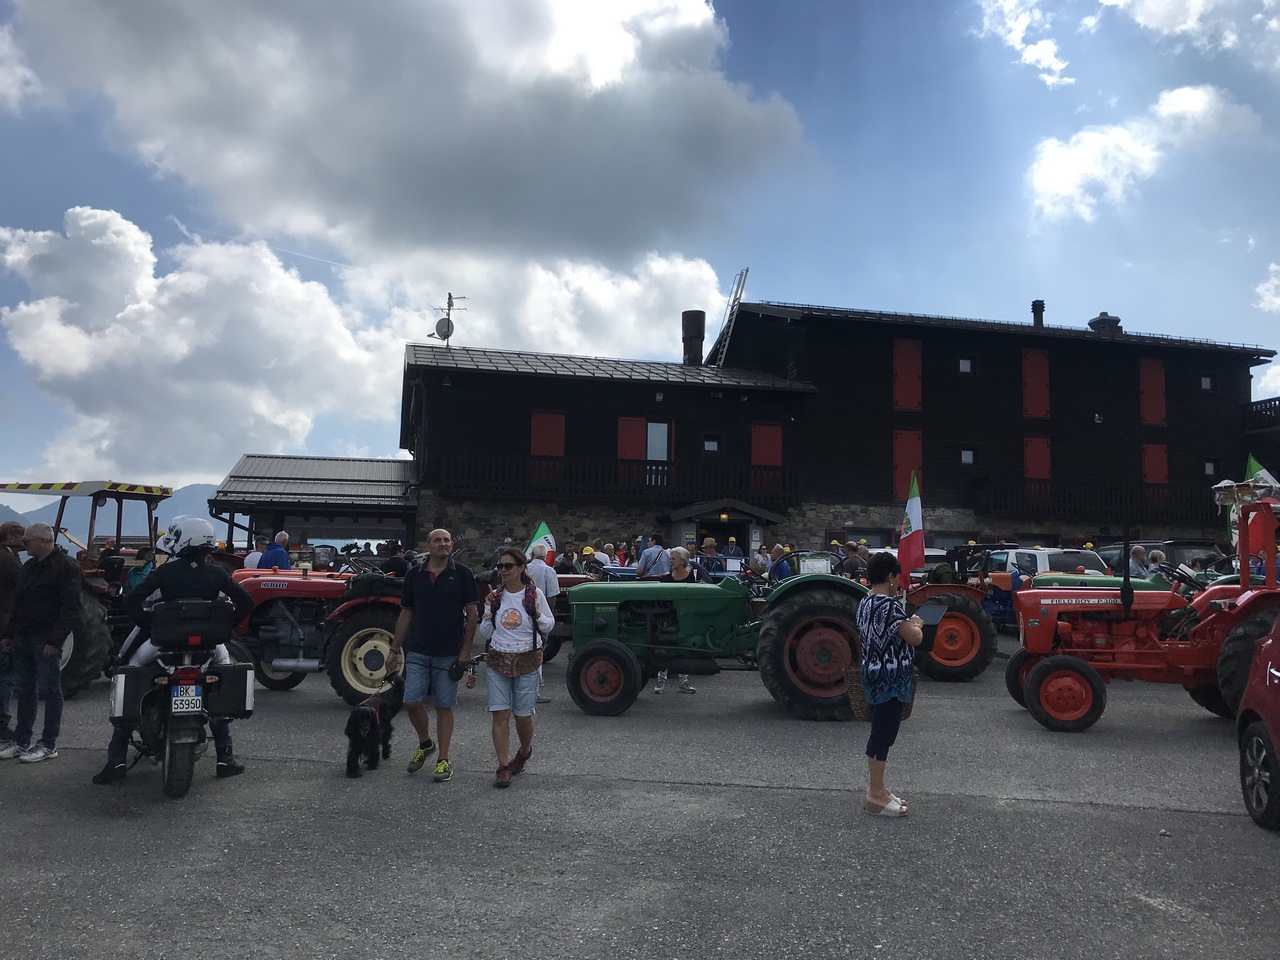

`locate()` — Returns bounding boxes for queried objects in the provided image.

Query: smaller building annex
[209,455,417,546]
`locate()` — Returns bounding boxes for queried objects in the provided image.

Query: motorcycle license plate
[171,684,203,715]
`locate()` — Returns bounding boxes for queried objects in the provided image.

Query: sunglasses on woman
[494,562,518,571]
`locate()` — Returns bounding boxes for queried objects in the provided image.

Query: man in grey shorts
[385,529,478,783]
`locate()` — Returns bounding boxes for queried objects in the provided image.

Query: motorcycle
[109,599,255,798]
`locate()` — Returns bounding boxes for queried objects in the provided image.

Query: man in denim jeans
[0,522,83,763]
[384,528,478,783]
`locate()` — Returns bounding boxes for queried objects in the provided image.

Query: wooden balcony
[438,452,801,506]
[970,477,1219,525]
[1247,397,1280,435]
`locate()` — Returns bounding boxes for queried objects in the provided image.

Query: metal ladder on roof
[710,267,749,367]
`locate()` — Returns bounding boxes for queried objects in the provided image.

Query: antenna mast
[430,291,467,348]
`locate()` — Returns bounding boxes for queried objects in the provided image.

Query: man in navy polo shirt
[385,528,478,783]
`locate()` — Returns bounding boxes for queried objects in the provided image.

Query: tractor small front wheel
[1004,649,1041,708]
[1024,655,1106,732]
[566,639,643,716]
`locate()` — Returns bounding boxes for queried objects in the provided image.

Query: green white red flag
[525,520,556,558]
[1229,454,1279,547]
[898,471,924,590]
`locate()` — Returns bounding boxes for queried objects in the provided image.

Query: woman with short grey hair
[652,547,700,694]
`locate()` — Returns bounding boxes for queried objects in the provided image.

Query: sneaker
[507,746,532,776]
[92,762,127,785]
[493,765,511,788]
[652,676,666,695]
[19,744,57,763]
[536,694,552,704]
[407,739,437,774]
[432,758,453,782]
[679,676,697,694]
[0,742,28,760]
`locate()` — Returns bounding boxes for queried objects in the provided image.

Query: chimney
[1031,299,1045,328]
[1088,311,1123,335]
[681,309,706,366]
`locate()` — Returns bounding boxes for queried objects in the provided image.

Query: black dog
[344,676,404,778]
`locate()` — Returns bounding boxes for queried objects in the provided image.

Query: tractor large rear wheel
[327,608,401,705]
[1185,684,1233,719]
[566,639,642,716]
[61,596,111,699]
[757,589,858,721]
[1218,610,1279,715]
[912,593,997,682]
[1024,655,1106,732]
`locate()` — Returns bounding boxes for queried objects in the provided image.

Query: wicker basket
[844,665,917,722]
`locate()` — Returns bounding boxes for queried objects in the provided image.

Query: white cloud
[1028,84,1260,220]
[1098,0,1280,72]
[1258,262,1280,312]
[1080,13,1103,32]
[980,0,1076,86]
[1259,363,1280,397]
[0,23,40,111]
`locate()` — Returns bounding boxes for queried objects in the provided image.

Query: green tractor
[562,570,992,720]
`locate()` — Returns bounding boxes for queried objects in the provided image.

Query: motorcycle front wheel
[162,726,198,799]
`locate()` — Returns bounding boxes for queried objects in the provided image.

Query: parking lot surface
[2,636,1276,960]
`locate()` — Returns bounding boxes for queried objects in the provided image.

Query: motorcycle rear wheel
[162,729,198,799]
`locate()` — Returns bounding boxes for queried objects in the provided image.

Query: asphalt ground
[1,633,1276,960]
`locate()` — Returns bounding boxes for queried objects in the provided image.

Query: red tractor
[1011,483,1279,731]
[229,568,403,705]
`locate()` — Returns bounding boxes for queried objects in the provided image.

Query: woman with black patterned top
[853,552,923,817]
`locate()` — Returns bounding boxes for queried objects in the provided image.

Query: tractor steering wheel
[1156,562,1203,593]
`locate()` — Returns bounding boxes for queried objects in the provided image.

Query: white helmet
[161,516,218,556]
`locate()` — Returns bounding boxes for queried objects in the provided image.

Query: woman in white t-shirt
[477,547,555,788]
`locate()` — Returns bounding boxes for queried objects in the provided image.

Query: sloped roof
[404,344,816,391]
[210,455,416,510]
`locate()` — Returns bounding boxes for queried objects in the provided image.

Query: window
[750,423,783,494]
[1200,375,1213,391]
[1023,437,1051,479]
[530,412,564,457]
[646,421,669,461]
[617,418,671,487]
[1142,443,1169,485]
[958,356,975,374]
[1138,357,1166,426]
[892,429,922,499]
[1204,459,1217,477]
[1022,349,1050,419]
[703,435,721,454]
[960,448,976,465]
[892,338,922,411]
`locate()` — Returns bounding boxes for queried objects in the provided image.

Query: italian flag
[1229,454,1279,547]
[525,520,556,558]
[898,471,924,590]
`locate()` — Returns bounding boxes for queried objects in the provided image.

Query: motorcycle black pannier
[203,663,255,719]
[109,665,161,722]
[150,600,236,651]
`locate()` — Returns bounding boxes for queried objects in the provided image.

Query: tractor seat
[99,555,127,583]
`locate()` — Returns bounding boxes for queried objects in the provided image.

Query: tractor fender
[765,574,868,609]
[907,582,987,606]
[328,596,402,623]
[1230,591,1280,620]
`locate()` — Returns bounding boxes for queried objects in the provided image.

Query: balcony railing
[438,453,801,506]
[1247,397,1280,434]
[970,478,1219,525]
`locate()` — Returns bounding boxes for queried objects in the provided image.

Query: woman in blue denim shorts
[478,547,555,788]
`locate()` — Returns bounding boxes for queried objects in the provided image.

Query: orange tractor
[1011,480,1279,731]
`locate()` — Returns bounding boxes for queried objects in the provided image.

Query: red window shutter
[892,429,922,499]
[1142,443,1168,484]
[1023,437,1051,480]
[617,418,646,460]
[530,412,564,457]
[1022,349,1050,419]
[750,424,783,466]
[892,338,922,411]
[1138,358,1166,426]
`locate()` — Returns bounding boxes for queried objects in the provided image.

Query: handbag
[845,665,917,721]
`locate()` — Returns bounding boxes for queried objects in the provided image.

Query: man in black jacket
[0,522,82,763]
[0,521,27,746]
[93,518,255,785]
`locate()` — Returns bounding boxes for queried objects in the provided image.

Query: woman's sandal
[864,796,909,817]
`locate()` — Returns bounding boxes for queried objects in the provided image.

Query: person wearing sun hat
[698,536,724,575]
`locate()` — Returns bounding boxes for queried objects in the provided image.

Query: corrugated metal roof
[403,344,816,392]
[211,455,416,509]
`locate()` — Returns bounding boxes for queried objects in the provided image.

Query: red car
[1237,614,1280,829]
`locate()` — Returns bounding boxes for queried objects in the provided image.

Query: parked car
[1097,540,1224,573]
[987,547,1109,577]
[1236,614,1280,829]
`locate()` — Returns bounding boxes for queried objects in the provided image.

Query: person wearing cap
[0,520,25,746]
[723,537,743,559]
[580,545,606,576]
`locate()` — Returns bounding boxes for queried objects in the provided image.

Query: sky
[1,0,1279,498]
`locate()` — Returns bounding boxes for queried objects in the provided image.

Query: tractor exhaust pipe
[268,658,324,673]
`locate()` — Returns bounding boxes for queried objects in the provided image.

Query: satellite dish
[435,317,455,341]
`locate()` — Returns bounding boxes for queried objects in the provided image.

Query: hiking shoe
[215,751,245,778]
[0,742,26,760]
[432,758,453,782]
[507,746,532,776]
[19,744,57,763]
[679,676,697,694]
[92,762,127,785]
[407,739,437,773]
[493,765,511,788]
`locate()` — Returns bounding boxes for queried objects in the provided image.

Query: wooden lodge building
[211,297,1279,556]
[395,300,1278,554]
